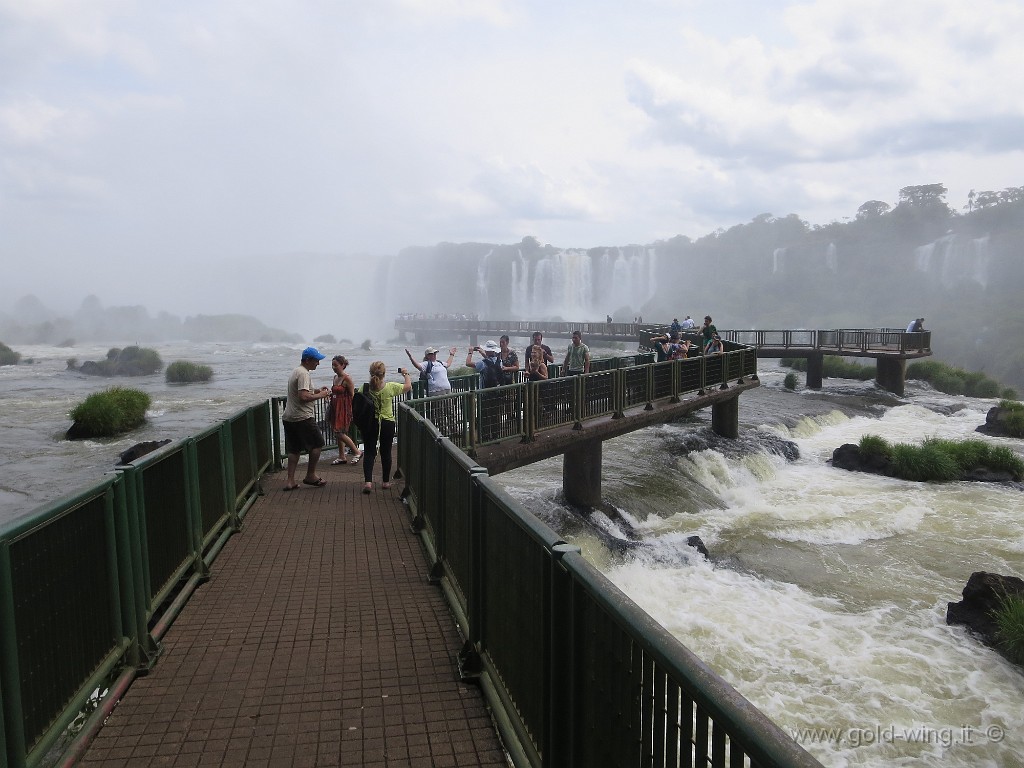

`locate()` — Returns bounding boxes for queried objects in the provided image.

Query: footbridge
[393,318,932,395]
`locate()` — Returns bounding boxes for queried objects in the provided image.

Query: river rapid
[2,340,1022,767]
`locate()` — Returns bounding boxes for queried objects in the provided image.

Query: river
[1,339,1022,767]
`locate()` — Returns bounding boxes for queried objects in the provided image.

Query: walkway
[78,460,509,768]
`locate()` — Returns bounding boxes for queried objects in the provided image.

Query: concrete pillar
[563,438,602,508]
[711,396,739,439]
[806,352,824,390]
[876,358,906,396]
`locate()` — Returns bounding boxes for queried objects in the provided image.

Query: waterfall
[772,247,786,275]
[825,243,837,273]
[476,249,493,314]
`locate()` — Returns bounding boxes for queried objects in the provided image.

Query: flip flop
[362,483,372,494]
[382,482,391,489]
[302,477,327,487]
[331,458,345,465]
[283,484,299,492]
[349,453,363,464]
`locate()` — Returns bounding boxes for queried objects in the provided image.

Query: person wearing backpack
[360,361,412,494]
[404,345,456,396]
[466,340,504,441]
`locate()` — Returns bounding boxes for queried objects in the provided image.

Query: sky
[2,0,1022,325]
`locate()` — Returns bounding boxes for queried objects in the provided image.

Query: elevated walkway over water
[78,464,509,767]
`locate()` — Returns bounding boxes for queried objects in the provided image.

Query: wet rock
[117,439,171,465]
[686,535,709,558]
[947,571,1024,654]
[830,443,892,475]
[976,405,1023,438]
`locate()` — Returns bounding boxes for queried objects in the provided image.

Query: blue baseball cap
[301,346,325,361]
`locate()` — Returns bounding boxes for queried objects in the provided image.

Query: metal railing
[638,327,931,356]
[0,401,272,768]
[396,406,822,768]
[402,346,754,453]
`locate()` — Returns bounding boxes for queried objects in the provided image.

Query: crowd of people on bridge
[280,317,726,495]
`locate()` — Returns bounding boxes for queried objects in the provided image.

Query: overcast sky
[2,0,1022,319]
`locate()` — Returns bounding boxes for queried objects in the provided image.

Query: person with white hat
[465,340,504,388]
[405,345,456,396]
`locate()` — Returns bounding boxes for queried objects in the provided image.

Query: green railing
[402,348,755,453]
[396,404,823,768]
[638,326,931,356]
[0,401,272,768]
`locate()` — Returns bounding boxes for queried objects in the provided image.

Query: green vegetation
[166,360,213,383]
[783,372,798,390]
[361,339,372,351]
[907,360,1015,399]
[77,346,163,376]
[998,400,1024,438]
[68,387,151,438]
[780,357,875,380]
[0,341,21,366]
[858,433,1024,482]
[995,593,1024,665]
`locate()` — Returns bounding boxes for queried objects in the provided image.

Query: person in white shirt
[405,346,456,395]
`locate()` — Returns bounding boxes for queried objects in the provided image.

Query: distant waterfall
[825,243,838,273]
[505,247,655,319]
[772,247,786,275]
[476,249,493,313]
[915,234,989,288]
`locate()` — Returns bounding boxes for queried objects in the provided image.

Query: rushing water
[2,341,1022,766]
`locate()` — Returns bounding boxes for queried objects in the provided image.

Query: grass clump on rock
[76,346,163,377]
[166,360,213,383]
[999,400,1024,438]
[67,387,151,439]
[858,433,1024,482]
[996,593,1024,665]
[0,342,21,366]
[783,372,798,390]
[907,360,1014,399]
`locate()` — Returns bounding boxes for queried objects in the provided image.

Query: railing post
[670,359,681,403]
[612,369,625,418]
[184,440,210,582]
[467,391,479,455]
[270,397,283,470]
[523,382,537,442]
[458,467,489,680]
[545,542,582,768]
[0,541,26,768]
[645,365,654,410]
[572,375,584,430]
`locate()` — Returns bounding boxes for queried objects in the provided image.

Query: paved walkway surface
[78,458,509,767]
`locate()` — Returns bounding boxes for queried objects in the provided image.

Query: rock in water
[946,571,1024,649]
[117,439,171,465]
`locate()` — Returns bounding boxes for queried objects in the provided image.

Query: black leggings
[362,418,396,483]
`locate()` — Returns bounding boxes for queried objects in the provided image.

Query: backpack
[351,384,373,433]
[479,357,502,388]
[419,360,433,383]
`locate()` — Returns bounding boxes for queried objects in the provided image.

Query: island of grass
[832,433,1024,483]
[66,387,152,439]
[71,346,163,377]
[0,341,21,366]
[978,400,1024,439]
[166,360,213,383]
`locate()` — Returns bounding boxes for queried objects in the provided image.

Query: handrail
[0,401,271,768]
[396,390,823,767]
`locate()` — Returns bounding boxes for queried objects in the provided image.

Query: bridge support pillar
[563,438,602,508]
[806,352,824,389]
[876,358,906,396]
[711,396,739,439]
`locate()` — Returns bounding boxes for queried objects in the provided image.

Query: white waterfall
[825,243,837,273]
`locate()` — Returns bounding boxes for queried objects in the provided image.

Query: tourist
[671,318,682,334]
[706,334,724,355]
[681,315,695,330]
[361,361,412,493]
[329,355,362,465]
[466,340,504,441]
[497,335,519,385]
[701,315,718,353]
[405,345,456,395]
[282,346,331,491]
[526,346,548,381]
[524,331,554,365]
[563,330,591,375]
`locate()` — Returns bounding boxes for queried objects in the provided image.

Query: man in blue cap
[282,346,331,491]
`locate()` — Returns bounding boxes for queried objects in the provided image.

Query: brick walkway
[78,459,510,767]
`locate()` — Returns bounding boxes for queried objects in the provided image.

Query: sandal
[283,484,299,492]
[331,458,345,465]
[382,482,391,489]
[362,483,373,494]
[348,452,363,464]
[302,477,327,487]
